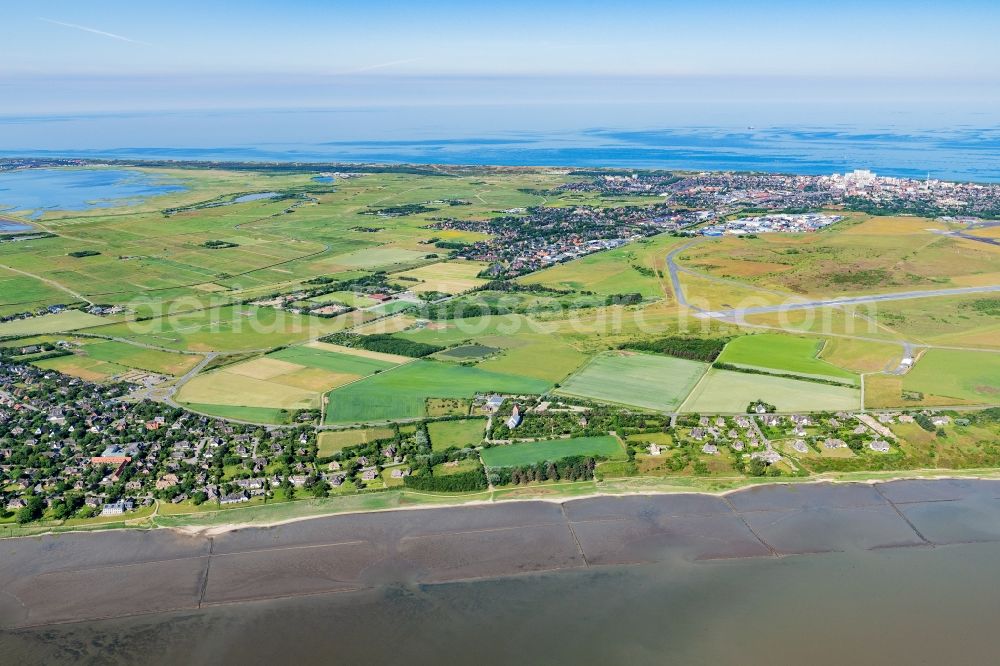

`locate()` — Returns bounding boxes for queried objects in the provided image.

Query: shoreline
[6,469,1000,541]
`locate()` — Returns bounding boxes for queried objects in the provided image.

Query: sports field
[427,418,487,451]
[903,349,1000,403]
[325,360,550,423]
[555,352,708,411]
[681,368,861,413]
[717,334,858,383]
[481,435,625,467]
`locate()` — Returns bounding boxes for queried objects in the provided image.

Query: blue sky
[4,1,1000,113]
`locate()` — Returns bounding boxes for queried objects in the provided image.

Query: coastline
[5,468,1000,541]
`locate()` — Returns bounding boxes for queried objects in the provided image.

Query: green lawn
[0,310,111,336]
[555,352,708,411]
[81,340,200,375]
[681,368,861,413]
[427,418,487,450]
[481,435,625,467]
[325,360,550,423]
[183,402,291,423]
[317,428,395,456]
[268,345,399,374]
[903,349,1000,403]
[91,305,346,352]
[718,334,859,382]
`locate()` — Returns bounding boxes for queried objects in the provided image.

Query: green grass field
[317,427,395,456]
[681,368,861,413]
[325,360,550,423]
[555,351,708,411]
[717,334,859,382]
[481,435,625,467]
[518,235,680,297]
[268,345,399,375]
[903,349,1000,403]
[183,402,291,423]
[427,418,487,451]
[0,310,112,336]
[91,305,346,352]
[79,340,201,375]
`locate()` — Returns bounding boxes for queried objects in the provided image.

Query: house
[702,443,718,455]
[484,394,505,412]
[791,439,809,453]
[647,443,662,456]
[390,468,410,478]
[100,500,134,516]
[506,405,523,430]
[869,440,891,453]
[220,491,249,505]
[751,450,782,464]
[824,438,848,449]
[361,467,378,481]
[690,427,705,440]
[155,473,179,490]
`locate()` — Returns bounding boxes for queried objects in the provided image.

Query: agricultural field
[427,418,487,451]
[681,368,862,413]
[90,305,347,352]
[2,164,997,458]
[324,360,550,423]
[903,349,1000,404]
[177,345,401,412]
[481,435,625,467]
[0,310,113,336]
[717,334,859,383]
[394,260,489,294]
[555,351,708,412]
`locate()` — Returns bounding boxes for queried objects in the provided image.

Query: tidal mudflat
[3,479,1000,632]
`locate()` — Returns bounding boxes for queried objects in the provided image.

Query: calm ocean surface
[2,104,999,182]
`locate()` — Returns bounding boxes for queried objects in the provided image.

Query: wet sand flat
[3,479,1000,630]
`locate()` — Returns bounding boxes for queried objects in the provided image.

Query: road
[665,240,1000,319]
[0,262,94,306]
[695,284,1000,319]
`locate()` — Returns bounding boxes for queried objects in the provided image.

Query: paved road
[929,227,1000,247]
[666,237,1000,321]
[695,284,1000,319]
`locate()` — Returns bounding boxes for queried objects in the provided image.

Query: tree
[16,496,45,524]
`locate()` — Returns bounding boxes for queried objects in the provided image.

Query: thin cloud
[341,58,422,74]
[38,17,151,46]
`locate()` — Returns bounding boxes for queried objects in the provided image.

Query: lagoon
[0,167,186,216]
